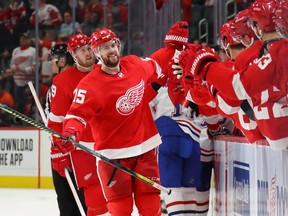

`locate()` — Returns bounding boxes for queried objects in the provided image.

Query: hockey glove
[167,60,185,106]
[179,45,219,80]
[50,146,72,178]
[172,43,201,79]
[55,128,79,154]
[207,125,231,140]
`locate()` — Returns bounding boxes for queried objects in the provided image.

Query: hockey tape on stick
[0,104,171,195]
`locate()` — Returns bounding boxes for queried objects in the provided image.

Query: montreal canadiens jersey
[63,55,163,159]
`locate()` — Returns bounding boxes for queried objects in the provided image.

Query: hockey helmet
[48,44,73,64]
[248,0,277,32]
[90,28,119,50]
[67,33,90,54]
[234,9,257,40]
[273,0,288,38]
[217,20,241,50]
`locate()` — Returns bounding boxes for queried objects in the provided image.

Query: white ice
[0,188,140,216]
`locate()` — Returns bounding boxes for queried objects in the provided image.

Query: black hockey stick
[0,103,171,195]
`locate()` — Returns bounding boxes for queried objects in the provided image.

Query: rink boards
[0,128,53,188]
[1,128,288,216]
[212,136,288,216]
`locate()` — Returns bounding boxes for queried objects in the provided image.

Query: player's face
[74,45,96,67]
[49,56,66,74]
[99,40,120,68]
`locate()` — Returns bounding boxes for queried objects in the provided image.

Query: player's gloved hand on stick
[179,45,219,80]
[207,125,231,140]
[55,128,79,154]
[50,146,72,177]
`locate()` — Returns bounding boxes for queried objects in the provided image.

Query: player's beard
[78,58,94,68]
[103,55,120,68]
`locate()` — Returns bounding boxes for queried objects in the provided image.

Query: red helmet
[67,33,90,54]
[90,28,118,50]
[234,9,256,39]
[274,0,288,38]
[249,0,277,32]
[218,20,241,50]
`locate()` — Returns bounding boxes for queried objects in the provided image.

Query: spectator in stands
[58,10,82,42]
[0,0,29,52]
[5,32,36,114]
[106,0,128,26]
[235,0,255,12]
[0,79,15,126]
[155,0,168,10]
[29,0,62,29]
[181,0,192,24]
[0,48,13,94]
[47,0,71,15]
[80,12,92,36]
[85,0,103,21]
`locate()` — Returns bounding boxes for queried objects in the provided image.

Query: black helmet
[48,43,74,66]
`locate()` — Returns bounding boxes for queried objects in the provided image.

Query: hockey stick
[64,167,86,216]
[27,81,47,124]
[0,103,171,195]
[26,83,86,216]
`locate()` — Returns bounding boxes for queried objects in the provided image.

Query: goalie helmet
[67,33,90,54]
[249,0,277,32]
[90,28,119,50]
[273,0,288,38]
[48,44,74,65]
[164,21,189,46]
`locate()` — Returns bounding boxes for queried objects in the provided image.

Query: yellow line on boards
[0,176,54,188]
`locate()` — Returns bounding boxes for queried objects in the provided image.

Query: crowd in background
[0,0,253,127]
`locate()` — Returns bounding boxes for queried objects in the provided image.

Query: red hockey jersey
[63,55,162,159]
[206,39,288,149]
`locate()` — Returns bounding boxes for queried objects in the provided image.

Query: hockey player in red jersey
[273,0,288,39]
[55,28,164,215]
[177,0,288,150]
[45,44,88,216]
[47,34,109,216]
[209,18,264,143]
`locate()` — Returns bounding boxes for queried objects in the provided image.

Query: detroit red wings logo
[116,80,145,115]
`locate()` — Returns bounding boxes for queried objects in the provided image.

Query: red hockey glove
[55,128,79,154]
[50,146,72,178]
[179,45,219,80]
[171,44,200,79]
[171,60,183,79]
[167,60,185,106]
[186,43,202,53]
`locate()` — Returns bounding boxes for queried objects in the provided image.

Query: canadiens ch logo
[116,80,145,115]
